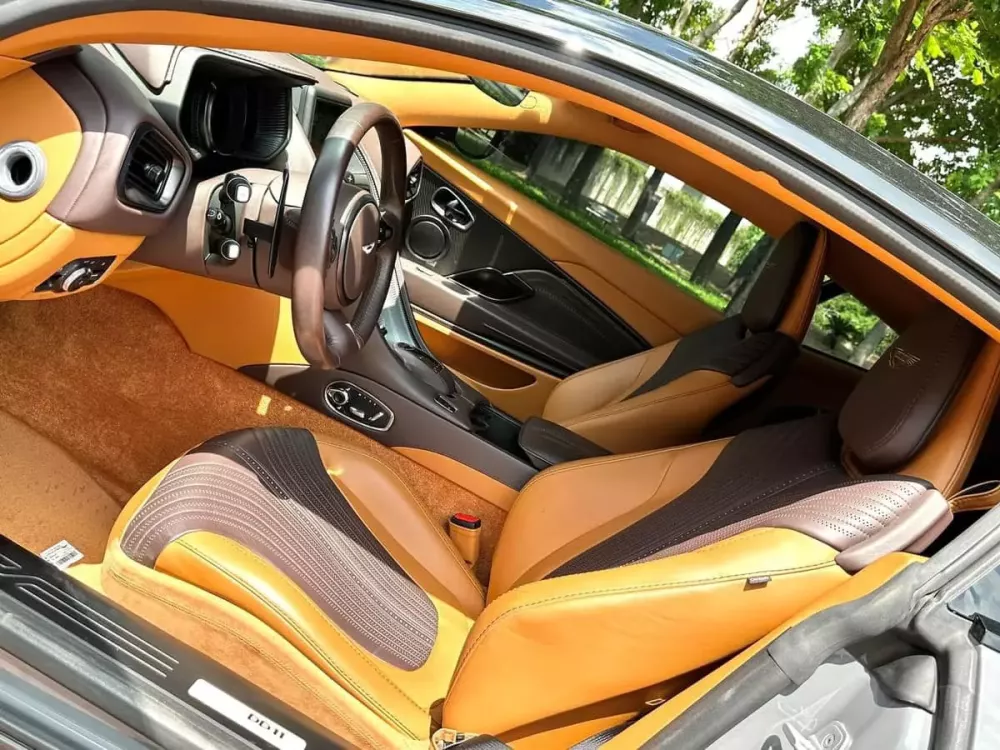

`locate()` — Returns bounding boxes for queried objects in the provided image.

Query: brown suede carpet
[0,411,122,563]
[0,287,504,581]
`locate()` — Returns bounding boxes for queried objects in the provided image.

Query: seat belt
[448,513,482,567]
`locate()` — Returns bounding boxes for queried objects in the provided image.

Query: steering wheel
[292,102,406,369]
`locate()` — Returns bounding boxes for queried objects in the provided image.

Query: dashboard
[0,43,422,302]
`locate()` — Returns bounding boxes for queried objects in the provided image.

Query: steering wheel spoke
[291,103,407,370]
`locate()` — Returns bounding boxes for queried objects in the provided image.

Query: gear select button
[323,381,393,431]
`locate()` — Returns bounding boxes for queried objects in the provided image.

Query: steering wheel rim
[292,102,406,369]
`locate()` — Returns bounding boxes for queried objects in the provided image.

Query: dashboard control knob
[217,239,240,262]
[60,267,91,293]
[206,206,232,233]
[329,388,350,407]
[222,174,252,204]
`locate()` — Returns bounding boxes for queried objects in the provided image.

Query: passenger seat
[541,222,826,453]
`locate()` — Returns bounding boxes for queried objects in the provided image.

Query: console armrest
[518,417,610,470]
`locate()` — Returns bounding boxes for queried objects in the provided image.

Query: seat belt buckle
[432,727,479,749]
[448,513,481,567]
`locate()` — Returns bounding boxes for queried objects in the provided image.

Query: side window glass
[806,289,897,369]
[428,127,770,312]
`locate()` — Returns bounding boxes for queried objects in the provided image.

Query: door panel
[405,166,647,378]
[414,311,559,421]
[408,131,723,345]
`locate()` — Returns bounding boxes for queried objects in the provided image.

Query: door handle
[430,187,475,231]
[451,268,532,303]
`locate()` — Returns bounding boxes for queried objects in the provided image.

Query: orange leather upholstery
[98,305,993,747]
[106,445,479,745]
[445,529,848,736]
[542,225,828,453]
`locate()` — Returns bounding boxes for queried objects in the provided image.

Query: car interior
[2,31,1000,749]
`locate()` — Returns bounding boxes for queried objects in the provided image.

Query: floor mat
[0,411,121,563]
[0,287,505,581]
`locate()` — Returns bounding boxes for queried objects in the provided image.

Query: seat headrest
[741,222,818,333]
[839,307,983,473]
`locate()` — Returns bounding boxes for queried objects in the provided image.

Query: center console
[243,268,541,492]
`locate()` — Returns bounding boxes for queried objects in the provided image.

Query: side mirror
[470,78,529,107]
[454,128,496,160]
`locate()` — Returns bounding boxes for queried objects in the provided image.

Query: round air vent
[0,141,46,201]
[406,217,448,260]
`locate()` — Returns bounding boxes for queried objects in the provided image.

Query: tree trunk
[724,234,773,300]
[836,0,971,131]
[673,0,696,36]
[971,171,1000,209]
[827,67,873,120]
[727,0,768,62]
[561,144,603,206]
[850,321,889,367]
[804,27,856,106]
[691,210,743,285]
[691,0,752,47]
[524,136,553,180]
[622,169,664,239]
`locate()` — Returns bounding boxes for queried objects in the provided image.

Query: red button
[451,513,482,529]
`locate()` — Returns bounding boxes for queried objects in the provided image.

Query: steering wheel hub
[337,195,381,304]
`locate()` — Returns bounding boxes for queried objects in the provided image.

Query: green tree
[728,0,801,70]
[692,0,755,45]
[798,0,997,131]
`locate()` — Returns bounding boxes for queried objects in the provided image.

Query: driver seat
[96,306,1000,748]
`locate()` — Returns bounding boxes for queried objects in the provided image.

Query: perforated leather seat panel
[120,427,438,670]
[549,416,850,577]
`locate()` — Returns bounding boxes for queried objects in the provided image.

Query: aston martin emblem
[888,347,920,369]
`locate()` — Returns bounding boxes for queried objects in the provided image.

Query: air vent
[118,126,184,213]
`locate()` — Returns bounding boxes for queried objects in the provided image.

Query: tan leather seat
[97,306,1000,749]
[541,222,828,453]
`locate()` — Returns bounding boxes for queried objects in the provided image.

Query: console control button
[217,238,240,262]
[222,173,252,204]
[324,381,393,431]
[434,394,458,413]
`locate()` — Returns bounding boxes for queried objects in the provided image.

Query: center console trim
[242,363,538,491]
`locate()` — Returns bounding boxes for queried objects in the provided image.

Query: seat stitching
[175,538,433,721]
[508,451,684,592]
[449,549,838,696]
[516,437,730,497]
[863,320,957,455]
[942,356,1000,496]
[561,379,733,427]
[313,438,484,595]
[105,565,389,748]
[783,234,824,337]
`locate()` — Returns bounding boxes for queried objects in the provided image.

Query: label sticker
[188,679,307,750]
[39,540,83,570]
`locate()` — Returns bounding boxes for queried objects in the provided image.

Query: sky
[713,2,819,67]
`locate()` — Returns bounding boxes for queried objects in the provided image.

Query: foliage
[725,224,767,270]
[592,0,1000,228]
[812,293,881,343]
[296,54,330,69]
[451,145,730,310]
